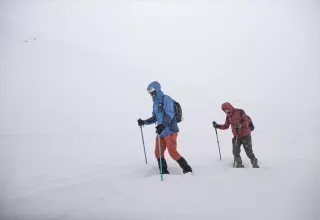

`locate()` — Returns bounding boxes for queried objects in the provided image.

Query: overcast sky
[0,0,319,159]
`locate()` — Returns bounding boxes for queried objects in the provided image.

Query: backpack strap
[153,95,165,116]
[239,109,244,119]
[161,95,166,104]
[235,109,244,119]
[160,95,177,123]
[238,109,251,123]
[160,95,167,119]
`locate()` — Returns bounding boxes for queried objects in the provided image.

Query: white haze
[0,0,319,219]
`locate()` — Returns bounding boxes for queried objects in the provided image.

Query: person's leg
[232,136,244,168]
[242,134,259,168]
[164,133,192,174]
[154,135,169,174]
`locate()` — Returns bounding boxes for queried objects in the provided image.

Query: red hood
[221,102,235,113]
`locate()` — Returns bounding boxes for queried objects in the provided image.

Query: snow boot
[251,158,260,168]
[235,157,244,168]
[157,158,170,174]
[176,157,192,174]
[236,163,245,168]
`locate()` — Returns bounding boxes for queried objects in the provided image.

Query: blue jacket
[144,81,179,137]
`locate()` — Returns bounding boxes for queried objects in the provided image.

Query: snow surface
[0,0,319,219]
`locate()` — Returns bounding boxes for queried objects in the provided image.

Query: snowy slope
[0,0,319,220]
[0,135,318,220]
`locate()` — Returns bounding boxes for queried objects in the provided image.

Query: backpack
[238,109,254,131]
[161,95,183,123]
[247,116,255,131]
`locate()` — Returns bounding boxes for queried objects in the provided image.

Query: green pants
[232,134,256,163]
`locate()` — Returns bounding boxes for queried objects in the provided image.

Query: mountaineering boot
[236,162,245,168]
[176,157,193,174]
[235,157,244,168]
[157,158,170,174]
[251,158,260,168]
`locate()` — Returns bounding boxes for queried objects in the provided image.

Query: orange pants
[155,132,181,161]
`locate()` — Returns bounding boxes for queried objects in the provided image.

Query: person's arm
[219,117,230,130]
[144,110,157,125]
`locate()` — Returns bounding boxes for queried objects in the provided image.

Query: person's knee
[167,145,180,160]
[154,145,162,159]
[244,146,254,157]
[169,151,181,160]
[154,149,159,159]
[244,143,253,152]
[234,146,241,156]
[164,133,180,160]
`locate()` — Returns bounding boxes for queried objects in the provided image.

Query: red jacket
[218,102,251,138]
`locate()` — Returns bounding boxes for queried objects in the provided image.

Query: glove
[155,124,165,134]
[212,121,219,129]
[235,122,242,129]
[138,118,145,126]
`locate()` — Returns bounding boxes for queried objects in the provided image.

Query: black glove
[138,118,145,126]
[155,124,165,134]
[212,121,219,129]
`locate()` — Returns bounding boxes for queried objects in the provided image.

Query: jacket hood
[147,81,164,100]
[221,102,235,113]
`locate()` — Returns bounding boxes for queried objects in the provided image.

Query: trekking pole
[139,125,147,164]
[158,134,163,181]
[233,132,239,168]
[215,128,222,160]
[233,137,237,168]
[212,123,222,160]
